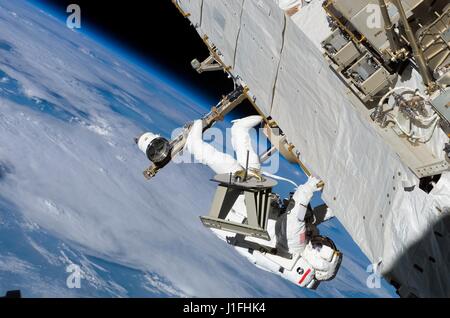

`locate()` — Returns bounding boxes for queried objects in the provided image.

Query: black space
[36,0,236,103]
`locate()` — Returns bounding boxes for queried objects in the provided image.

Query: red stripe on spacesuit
[299,231,306,244]
[298,268,311,285]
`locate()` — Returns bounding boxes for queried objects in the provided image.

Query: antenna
[243,150,250,182]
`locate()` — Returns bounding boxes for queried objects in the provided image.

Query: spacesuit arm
[185,120,242,174]
[292,176,322,221]
[281,177,322,254]
[292,201,308,222]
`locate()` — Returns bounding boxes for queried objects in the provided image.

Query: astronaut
[184,116,341,287]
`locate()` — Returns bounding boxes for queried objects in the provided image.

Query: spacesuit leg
[230,115,263,170]
[185,120,242,175]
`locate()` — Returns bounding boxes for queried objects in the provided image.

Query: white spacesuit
[276,0,312,16]
[275,176,320,255]
[184,116,341,288]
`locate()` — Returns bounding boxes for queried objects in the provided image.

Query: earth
[0,0,397,297]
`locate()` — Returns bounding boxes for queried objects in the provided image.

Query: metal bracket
[191,55,223,74]
[143,165,159,180]
[171,0,191,17]
[200,175,277,241]
[415,160,449,178]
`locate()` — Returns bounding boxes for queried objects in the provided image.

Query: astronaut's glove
[293,176,322,207]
